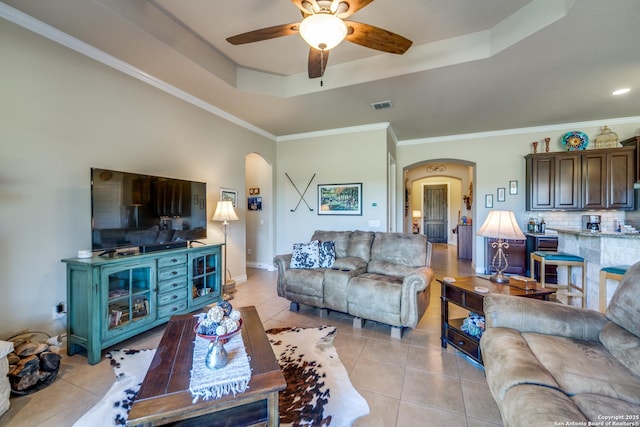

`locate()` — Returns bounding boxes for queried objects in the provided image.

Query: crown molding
[400,116,640,146]
[277,122,390,142]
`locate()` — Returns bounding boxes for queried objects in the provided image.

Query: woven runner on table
[188,330,251,403]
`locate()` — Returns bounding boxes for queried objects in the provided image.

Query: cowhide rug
[74,325,368,427]
[266,325,369,427]
[72,349,156,427]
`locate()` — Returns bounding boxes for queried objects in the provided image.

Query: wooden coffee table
[127,305,286,426]
[440,276,555,365]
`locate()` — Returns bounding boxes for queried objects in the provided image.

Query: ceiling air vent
[371,100,392,111]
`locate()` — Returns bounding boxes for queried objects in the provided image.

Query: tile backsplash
[524,210,639,232]
[624,209,640,228]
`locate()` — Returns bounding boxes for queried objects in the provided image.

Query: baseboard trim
[246,262,277,272]
[231,273,248,284]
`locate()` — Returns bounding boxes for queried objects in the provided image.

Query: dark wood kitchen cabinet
[621,136,640,182]
[555,153,581,209]
[607,148,634,209]
[526,147,634,211]
[582,152,607,209]
[526,152,580,210]
[582,148,634,209]
[526,154,554,210]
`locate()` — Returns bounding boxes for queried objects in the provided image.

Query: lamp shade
[412,210,422,218]
[476,210,525,240]
[211,200,239,222]
[299,13,347,50]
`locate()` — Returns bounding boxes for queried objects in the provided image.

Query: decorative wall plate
[562,131,589,151]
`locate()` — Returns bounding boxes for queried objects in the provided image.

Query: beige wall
[0,20,275,337]
[275,128,388,254]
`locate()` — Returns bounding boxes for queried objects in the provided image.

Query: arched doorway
[403,159,475,258]
[245,153,275,270]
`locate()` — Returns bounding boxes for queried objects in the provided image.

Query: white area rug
[74,325,368,426]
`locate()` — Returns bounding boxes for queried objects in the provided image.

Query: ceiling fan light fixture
[299,13,347,51]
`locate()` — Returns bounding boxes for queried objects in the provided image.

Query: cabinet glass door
[191,251,220,303]
[104,262,155,335]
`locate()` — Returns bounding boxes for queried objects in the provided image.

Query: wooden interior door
[423,185,447,243]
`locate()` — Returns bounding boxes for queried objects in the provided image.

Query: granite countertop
[524,232,558,237]
[549,228,640,239]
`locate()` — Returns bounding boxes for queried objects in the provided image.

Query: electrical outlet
[247,248,252,255]
[52,304,65,320]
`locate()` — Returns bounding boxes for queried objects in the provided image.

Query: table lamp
[212,200,239,299]
[412,210,422,234]
[476,210,525,283]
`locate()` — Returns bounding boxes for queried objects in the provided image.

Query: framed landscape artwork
[318,183,362,215]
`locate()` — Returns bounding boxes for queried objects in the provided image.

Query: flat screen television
[91,168,207,253]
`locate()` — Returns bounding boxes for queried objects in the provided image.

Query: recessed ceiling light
[612,88,631,96]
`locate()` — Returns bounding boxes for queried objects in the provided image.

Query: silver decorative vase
[205,340,228,369]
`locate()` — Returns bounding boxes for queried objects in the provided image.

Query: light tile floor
[1,245,503,427]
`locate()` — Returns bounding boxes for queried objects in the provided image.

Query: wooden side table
[439,276,554,365]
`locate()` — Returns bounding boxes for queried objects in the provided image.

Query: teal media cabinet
[61,244,222,364]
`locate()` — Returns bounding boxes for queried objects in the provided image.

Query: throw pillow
[318,241,336,268]
[290,241,320,269]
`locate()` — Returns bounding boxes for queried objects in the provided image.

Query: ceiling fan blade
[330,0,341,13]
[227,23,299,45]
[336,0,374,19]
[308,48,330,78]
[291,0,314,15]
[344,21,412,54]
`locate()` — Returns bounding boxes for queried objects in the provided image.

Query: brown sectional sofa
[480,261,640,426]
[273,230,434,338]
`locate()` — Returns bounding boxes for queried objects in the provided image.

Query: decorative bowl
[193,318,243,344]
[562,131,589,151]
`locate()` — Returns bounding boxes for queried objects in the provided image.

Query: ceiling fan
[226,0,412,79]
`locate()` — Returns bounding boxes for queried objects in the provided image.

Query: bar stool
[599,265,629,313]
[530,251,586,307]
